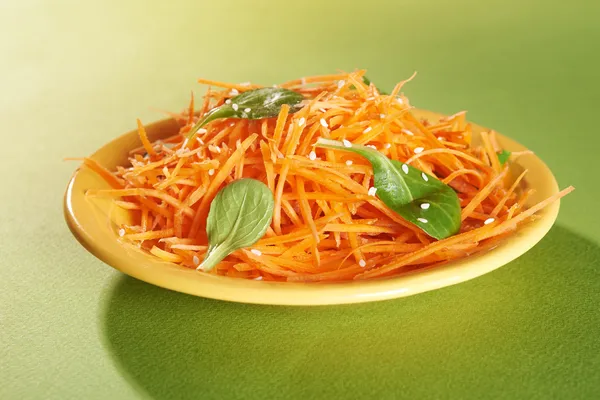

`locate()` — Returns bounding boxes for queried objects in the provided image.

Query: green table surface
[2,0,599,398]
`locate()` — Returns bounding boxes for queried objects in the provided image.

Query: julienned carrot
[84,70,573,282]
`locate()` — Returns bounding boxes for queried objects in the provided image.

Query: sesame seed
[337,80,345,88]
[397,98,404,104]
[420,203,430,210]
[254,276,263,281]
[244,107,251,113]
[277,153,284,159]
[196,138,204,145]
[320,118,328,127]
[421,172,429,182]
[239,82,250,87]
[251,249,262,256]
[301,77,307,85]
[208,169,215,176]
[193,255,200,265]
[363,126,372,133]
[225,99,232,104]
[181,138,189,149]
[232,103,239,111]
[366,97,375,101]
[198,128,208,134]
[401,164,409,174]
[359,259,367,268]
[309,151,317,161]
[414,147,424,154]
[345,160,353,166]
[417,218,428,224]
[437,136,444,141]
[229,88,239,96]
[368,187,378,196]
[118,228,125,237]
[380,114,386,119]
[298,117,305,126]
[342,139,352,148]
[384,143,391,149]
[402,129,414,136]
[319,108,327,113]
[484,218,495,225]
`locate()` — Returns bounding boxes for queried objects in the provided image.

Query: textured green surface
[1,0,599,399]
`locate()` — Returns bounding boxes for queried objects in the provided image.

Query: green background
[2,0,599,398]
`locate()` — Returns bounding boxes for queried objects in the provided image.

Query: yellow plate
[64,110,560,305]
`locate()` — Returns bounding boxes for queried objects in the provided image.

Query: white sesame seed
[208,169,215,176]
[337,80,345,88]
[484,218,495,225]
[309,151,317,161]
[414,147,424,154]
[342,139,352,148]
[232,103,239,111]
[368,187,377,196]
[193,255,200,265]
[366,145,377,149]
[401,164,409,174]
[320,118,328,127]
[181,138,189,149]
[402,129,414,136]
[229,88,239,96]
[319,108,327,113]
[239,82,250,87]
[384,143,391,149]
[198,128,208,134]
[363,126,372,133]
[345,160,353,166]
[244,107,251,113]
[366,97,375,101]
[277,153,284,159]
[301,77,307,85]
[420,203,430,210]
[225,99,232,104]
[196,138,204,145]
[417,218,428,223]
[254,276,263,281]
[421,172,429,182]
[397,98,404,104]
[251,249,262,256]
[359,259,367,268]
[380,114,386,119]
[298,117,305,126]
[118,228,125,237]
[437,136,444,141]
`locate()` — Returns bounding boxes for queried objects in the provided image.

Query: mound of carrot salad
[84,70,573,282]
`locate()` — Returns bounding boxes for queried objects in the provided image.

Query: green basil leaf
[187,87,304,139]
[199,178,274,271]
[314,138,461,239]
[497,150,511,165]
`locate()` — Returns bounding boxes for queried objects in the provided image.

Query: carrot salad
[84,70,573,282]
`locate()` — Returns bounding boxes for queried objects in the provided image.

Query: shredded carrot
[136,119,156,157]
[84,70,573,282]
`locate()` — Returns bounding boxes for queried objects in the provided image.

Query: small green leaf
[349,76,388,95]
[187,87,304,139]
[497,150,511,165]
[314,138,461,239]
[199,179,274,271]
